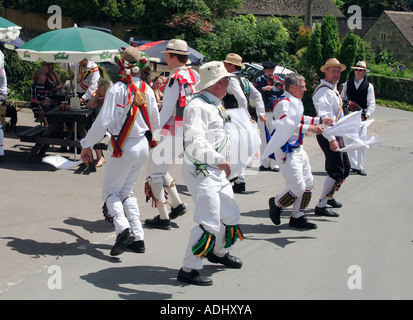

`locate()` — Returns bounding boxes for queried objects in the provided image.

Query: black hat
[262,61,277,69]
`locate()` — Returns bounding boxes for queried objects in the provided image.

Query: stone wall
[363,13,413,66]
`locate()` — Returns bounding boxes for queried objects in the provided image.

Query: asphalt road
[0,105,412,300]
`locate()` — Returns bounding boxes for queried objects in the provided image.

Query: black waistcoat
[223,75,250,109]
[346,77,369,109]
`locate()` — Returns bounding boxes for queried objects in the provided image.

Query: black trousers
[317,134,350,182]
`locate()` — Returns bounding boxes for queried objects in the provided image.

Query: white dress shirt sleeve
[80,87,116,148]
[227,76,248,113]
[313,89,336,142]
[366,83,376,116]
[81,70,100,101]
[250,82,265,116]
[184,104,225,166]
[159,78,179,128]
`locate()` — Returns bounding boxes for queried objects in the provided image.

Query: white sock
[317,176,336,208]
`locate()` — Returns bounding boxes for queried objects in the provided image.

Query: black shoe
[127,240,145,253]
[289,216,317,229]
[259,165,272,172]
[269,197,282,225]
[207,252,243,268]
[327,198,342,208]
[358,169,367,176]
[350,168,360,175]
[169,203,187,220]
[232,182,246,194]
[314,206,340,217]
[145,215,171,230]
[110,228,135,256]
[177,268,213,286]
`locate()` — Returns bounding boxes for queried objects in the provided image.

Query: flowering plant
[166,11,213,38]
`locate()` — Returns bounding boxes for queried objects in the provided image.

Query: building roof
[337,17,377,40]
[236,0,345,18]
[383,10,413,46]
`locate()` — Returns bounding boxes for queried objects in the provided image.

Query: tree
[320,14,340,62]
[339,29,358,82]
[306,24,323,76]
[193,15,289,64]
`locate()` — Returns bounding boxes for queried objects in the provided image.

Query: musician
[254,61,284,172]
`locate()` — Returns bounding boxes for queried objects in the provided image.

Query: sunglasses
[354,68,365,72]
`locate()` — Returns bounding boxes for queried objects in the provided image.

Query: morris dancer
[264,73,333,229]
[145,39,200,230]
[222,53,264,193]
[341,61,376,176]
[63,58,100,104]
[80,47,160,256]
[177,61,243,286]
[312,58,350,217]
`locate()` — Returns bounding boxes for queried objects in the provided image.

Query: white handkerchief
[42,155,82,170]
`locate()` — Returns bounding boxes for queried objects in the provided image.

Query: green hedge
[368,73,413,104]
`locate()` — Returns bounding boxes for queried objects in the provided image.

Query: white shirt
[340,79,376,116]
[80,76,160,149]
[62,61,100,101]
[0,51,7,96]
[160,66,200,128]
[312,79,342,142]
[227,72,265,117]
[273,91,321,146]
[183,91,228,166]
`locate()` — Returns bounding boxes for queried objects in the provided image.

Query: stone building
[363,11,413,66]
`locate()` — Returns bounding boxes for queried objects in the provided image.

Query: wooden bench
[18,125,47,143]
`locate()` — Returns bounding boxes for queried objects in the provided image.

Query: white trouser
[345,122,368,170]
[258,112,278,169]
[182,163,241,270]
[275,147,314,217]
[102,137,148,240]
[146,135,183,213]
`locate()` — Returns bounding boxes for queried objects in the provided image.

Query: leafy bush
[4,50,38,101]
[369,73,413,104]
[369,63,413,79]
[193,16,290,63]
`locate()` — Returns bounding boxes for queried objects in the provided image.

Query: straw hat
[122,46,141,63]
[320,58,347,72]
[161,39,190,55]
[195,61,235,92]
[351,60,370,72]
[223,53,245,68]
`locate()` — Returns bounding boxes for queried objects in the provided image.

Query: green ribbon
[195,163,208,177]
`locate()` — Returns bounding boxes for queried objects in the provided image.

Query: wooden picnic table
[20,105,106,162]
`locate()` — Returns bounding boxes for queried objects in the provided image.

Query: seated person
[151,76,163,109]
[43,62,63,96]
[30,69,54,120]
[85,77,113,167]
[86,78,113,116]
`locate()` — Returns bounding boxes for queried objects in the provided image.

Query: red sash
[77,66,99,90]
[111,76,157,158]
